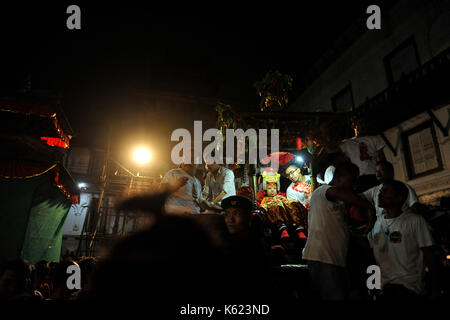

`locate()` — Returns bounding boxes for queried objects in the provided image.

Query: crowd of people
[0,256,98,301]
[0,132,448,302]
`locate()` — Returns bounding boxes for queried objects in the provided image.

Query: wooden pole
[88,124,111,255]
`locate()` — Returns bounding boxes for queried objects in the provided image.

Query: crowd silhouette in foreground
[1,161,449,302]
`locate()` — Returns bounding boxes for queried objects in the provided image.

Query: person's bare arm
[326,187,376,230]
[326,187,374,210]
[159,177,188,194]
[213,190,227,204]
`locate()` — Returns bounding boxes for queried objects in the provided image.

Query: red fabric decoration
[0,99,70,148]
[262,167,278,174]
[292,181,312,194]
[349,205,367,223]
[298,231,307,239]
[260,152,295,167]
[280,229,290,240]
[0,162,56,178]
[296,137,302,150]
[41,137,68,148]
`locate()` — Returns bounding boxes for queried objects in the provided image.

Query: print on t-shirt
[389,231,402,243]
[359,142,372,161]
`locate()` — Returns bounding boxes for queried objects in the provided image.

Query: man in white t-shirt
[203,164,236,207]
[363,161,419,217]
[302,162,376,300]
[160,162,203,215]
[367,180,436,299]
[339,135,386,192]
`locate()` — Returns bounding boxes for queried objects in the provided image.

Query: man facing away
[302,162,376,300]
[160,159,203,215]
[339,121,386,193]
[367,181,437,300]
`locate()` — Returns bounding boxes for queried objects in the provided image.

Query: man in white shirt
[203,163,236,207]
[367,180,435,299]
[339,135,386,193]
[363,161,419,217]
[279,154,312,207]
[302,162,376,300]
[160,162,203,215]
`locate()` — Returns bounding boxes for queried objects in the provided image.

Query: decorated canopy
[0,95,78,263]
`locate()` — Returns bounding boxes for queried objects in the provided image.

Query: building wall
[289,0,450,205]
[290,0,450,112]
[63,192,91,236]
[382,104,450,205]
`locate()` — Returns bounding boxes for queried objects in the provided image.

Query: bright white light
[296,156,304,163]
[78,182,87,189]
[133,147,152,165]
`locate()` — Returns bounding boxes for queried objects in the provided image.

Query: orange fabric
[40,137,68,148]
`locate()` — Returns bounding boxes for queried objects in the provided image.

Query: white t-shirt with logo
[161,168,203,214]
[367,210,434,294]
[302,185,349,267]
[339,135,385,176]
[363,183,419,217]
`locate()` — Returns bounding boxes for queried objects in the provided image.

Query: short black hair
[221,195,253,214]
[376,161,394,174]
[383,180,408,206]
[0,259,31,291]
[333,162,359,180]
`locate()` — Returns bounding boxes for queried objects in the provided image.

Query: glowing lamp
[133,147,152,165]
[78,182,87,189]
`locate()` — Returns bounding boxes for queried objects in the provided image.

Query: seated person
[257,167,308,241]
[160,153,203,215]
[203,163,236,209]
[222,195,270,268]
[221,195,272,298]
[280,155,312,208]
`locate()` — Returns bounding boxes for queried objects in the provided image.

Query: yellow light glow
[133,147,152,165]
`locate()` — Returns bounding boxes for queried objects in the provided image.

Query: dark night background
[0,1,388,173]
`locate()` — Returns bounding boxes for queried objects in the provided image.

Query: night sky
[0,1,385,173]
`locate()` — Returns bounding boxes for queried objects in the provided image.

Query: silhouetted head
[376,161,394,184]
[331,162,359,191]
[0,259,31,299]
[91,215,221,301]
[378,180,408,209]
